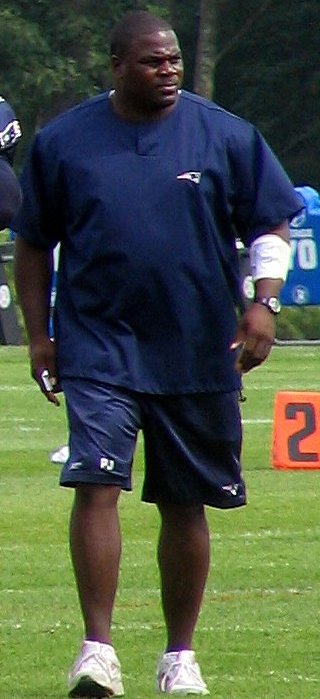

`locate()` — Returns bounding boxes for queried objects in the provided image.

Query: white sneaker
[68,641,124,697]
[157,650,209,695]
[49,444,70,464]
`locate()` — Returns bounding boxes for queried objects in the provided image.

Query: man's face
[112,30,184,116]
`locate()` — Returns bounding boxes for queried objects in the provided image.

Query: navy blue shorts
[60,379,246,509]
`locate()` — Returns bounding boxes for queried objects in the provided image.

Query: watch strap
[254,296,281,314]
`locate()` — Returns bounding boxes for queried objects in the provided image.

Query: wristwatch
[254,296,281,314]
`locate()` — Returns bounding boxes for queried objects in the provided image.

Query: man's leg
[69,483,122,644]
[157,502,210,651]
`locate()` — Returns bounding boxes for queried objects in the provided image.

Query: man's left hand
[231,304,276,373]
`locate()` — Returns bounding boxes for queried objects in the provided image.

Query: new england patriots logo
[177,171,201,184]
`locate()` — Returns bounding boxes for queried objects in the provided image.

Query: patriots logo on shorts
[222,483,239,496]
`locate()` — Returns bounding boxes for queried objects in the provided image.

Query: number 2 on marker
[285,402,318,462]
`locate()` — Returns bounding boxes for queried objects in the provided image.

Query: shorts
[60,379,246,509]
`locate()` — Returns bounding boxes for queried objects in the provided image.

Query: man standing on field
[14,9,302,697]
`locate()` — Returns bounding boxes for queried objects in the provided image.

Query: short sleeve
[229,126,303,246]
[13,134,62,248]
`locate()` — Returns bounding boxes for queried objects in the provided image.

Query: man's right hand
[30,336,61,406]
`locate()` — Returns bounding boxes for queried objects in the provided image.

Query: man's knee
[74,484,121,509]
[157,502,206,527]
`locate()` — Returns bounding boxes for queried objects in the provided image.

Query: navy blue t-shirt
[15,90,302,393]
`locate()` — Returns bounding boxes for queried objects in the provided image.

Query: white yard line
[0,385,36,391]
[242,418,272,424]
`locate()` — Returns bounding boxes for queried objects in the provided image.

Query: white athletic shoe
[157,650,209,695]
[68,640,124,697]
[49,444,69,464]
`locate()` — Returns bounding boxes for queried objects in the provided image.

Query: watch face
[255,296,281,314]
[268,297,281,313]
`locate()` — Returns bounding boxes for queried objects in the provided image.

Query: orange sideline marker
[272,391,320,469]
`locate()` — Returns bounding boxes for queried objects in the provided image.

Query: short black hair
[110,10,173,57]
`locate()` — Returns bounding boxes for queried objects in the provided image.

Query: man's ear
[111,54,124,77]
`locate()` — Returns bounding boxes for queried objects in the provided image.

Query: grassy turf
[0,345,319,698]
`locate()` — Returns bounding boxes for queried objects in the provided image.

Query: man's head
[109,10,183,121]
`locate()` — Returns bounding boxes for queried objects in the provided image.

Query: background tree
[215,0,320,188]
[193,0,216,98]
[1,0,320,190]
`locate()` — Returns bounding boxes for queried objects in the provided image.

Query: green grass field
[0,345,320,699]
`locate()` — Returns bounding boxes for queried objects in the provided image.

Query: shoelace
[160,658,205,691]
[73,650,119,677]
